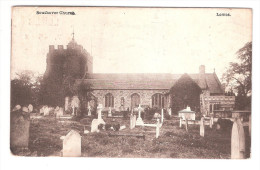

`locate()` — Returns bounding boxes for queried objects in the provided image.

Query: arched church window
[131,93,140,108]
[152,93,165,108]
[105,93,114,107]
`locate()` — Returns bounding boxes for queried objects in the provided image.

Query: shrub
[216,118,233,131]
[144,107,160,120]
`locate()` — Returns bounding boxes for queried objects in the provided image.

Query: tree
[170,74,202,114]
[11,70,43,108]
[221,42,252,110]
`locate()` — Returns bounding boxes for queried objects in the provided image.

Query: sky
[11,7,252,79]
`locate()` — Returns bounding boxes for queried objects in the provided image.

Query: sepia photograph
[10,6,252,159]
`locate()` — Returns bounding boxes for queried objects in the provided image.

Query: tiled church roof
[75,73,224,94]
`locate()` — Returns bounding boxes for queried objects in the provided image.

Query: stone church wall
[91,89,168,111]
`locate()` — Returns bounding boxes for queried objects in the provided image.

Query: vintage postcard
[10,6,252,158]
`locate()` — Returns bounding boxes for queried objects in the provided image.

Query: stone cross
[156,118,160,138]
[62,130,81,157]
[136,105,144,126]
[231,118,245,159]
[97,104,103,120]
[200,117,205,137]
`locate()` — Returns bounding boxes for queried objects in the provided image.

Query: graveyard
[10,105,251,158]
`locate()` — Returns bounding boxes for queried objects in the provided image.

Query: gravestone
[156,118,160,138]
[161,109,164,124]
[71,96,80,116]
[209,116,214,128]
[56,108,64,118]
[88,104,91,116]
[130,114,134,129]
[130,114,136,129]
[43,106,49,116]
[154,113,160,118]
[62,130,81,157]
[97,104,105,123]
[22,107,29,113]
[12,105,21,112]
[179,118,182,128]
[28,104,33,113]
[136,104,144,126]
[200,117,205,137]
[184,117,188,132]
[91,119,101,132]
[168,107,172,116]
[65,97,69,111]
[10,112,30,149]
[91,104,105,132]
[133,115,136,128]
[231,118,245,159]
[108,107,112,117]
[249,115,251,136]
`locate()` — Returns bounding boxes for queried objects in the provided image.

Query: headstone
[120,125,126,130]
[130,114,134,129]
[179,118,182,128]
[154,113,160,118]
[249,115,251,136]
[91,119,101,132]
[65,97,69,111]
[209,116,214,128]
[231,118,245,159]
[161,109,164,124]
[22,107,29,113]
[88,104,91,116]
[97,104,103,120]
[62,130,81,157]
[71,96,80,116]
[156,118,160,138]
[43,106,49,116]
[108,107,112,117]
[200,117,205,137]
[168,107,172,116]
[10,113,30,149]
[184,117,188,132]
[56,108,64,118]
[136,104,144,126]
[28,104,33,113]
[12,105,21,112]
[133,115,136,128]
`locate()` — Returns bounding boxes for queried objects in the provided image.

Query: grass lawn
[15,115,251,158]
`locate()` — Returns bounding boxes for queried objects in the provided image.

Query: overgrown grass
[19,116,251,158]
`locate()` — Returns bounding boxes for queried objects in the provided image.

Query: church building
[43,38,235,115]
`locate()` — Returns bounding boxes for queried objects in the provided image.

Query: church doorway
[131,93,140,109]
